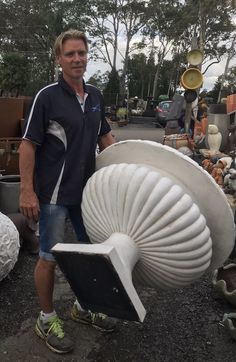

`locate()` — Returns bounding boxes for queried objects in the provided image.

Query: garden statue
[207,124,222,152]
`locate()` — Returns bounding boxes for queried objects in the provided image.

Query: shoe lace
[47,316,65,339]
[90,312,106,323]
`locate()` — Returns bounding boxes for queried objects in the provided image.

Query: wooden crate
[0,98,24,137]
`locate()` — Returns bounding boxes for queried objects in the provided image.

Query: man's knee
[36,257,56,271]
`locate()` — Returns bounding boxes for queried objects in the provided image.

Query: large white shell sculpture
[0,212,20,282]
[82,140,235,290]
[82,163,212,289]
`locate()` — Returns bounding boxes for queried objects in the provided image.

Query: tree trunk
[152,63,161,99]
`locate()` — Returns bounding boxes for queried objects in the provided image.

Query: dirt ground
[1,221,236,362]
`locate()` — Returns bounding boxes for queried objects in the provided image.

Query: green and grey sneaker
[35,315,74,354]
[71,304,116,333]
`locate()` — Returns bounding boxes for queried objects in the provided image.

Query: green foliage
[87,70,108,91]
[0,52,29,95]
[0,0,89,95]
[174,0,236,62]
[116,107,127,120]
[103,68,120,106]
[127,53,154,98]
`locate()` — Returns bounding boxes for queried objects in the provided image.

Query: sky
[203,56,236,90]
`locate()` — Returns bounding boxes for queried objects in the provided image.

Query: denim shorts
[39,204,90,262]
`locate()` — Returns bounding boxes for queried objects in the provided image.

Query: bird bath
[52,141,235,322]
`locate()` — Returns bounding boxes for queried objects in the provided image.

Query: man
[19,29,115,354]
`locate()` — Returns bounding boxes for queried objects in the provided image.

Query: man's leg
[34,258,56,313]
[34,204,74,353]
[68,205,90,244]
[36,204,67,311]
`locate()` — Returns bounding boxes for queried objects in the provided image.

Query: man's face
[57,39,88,81]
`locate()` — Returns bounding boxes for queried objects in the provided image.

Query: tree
[207,79,222,103]
[103,68,120,106]
[127,46,156,99]
[0,0,235,99]
[177,0,236,74]
[207,66,236,104]
[0,0,89,94]
[142,0,183,98]
[85,0,147,96]
[127,53,152,98]
[87,70,109,91]
[217,36,236,102]
[226,66,236,94]
[118,0,147,95]
[0,52,29,96]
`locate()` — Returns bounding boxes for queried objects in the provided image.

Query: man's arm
[19,139,40,221]
[98,131,115,152]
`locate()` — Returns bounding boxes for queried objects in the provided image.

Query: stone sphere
[0,212,20,282]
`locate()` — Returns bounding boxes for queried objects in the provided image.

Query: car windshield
[160,102,171,110]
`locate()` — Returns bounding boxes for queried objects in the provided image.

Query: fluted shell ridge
[0,212,20,282]
[82,163,212,288]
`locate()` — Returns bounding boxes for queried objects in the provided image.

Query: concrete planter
[0,175,20,214]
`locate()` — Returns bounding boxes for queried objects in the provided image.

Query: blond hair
[54,29,88,57]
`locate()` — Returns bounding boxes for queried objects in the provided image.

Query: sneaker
[71,304,116,333]
[35,315,74,354]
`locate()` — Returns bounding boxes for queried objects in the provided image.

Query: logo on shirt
[91,104,101,112]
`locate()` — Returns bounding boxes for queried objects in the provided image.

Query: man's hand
[20,189,40,222]
[98,131,115,152]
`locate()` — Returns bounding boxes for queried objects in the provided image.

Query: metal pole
[184,37,199,134]
[184,102,192,134]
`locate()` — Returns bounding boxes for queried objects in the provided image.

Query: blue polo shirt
[22,76,111,205]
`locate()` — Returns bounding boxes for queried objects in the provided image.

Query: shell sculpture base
[52,141,235,322]
[0,212,20,282]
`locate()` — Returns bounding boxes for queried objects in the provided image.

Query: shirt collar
[58,75,91,95]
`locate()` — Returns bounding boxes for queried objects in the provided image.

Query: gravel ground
[1,221,236,361]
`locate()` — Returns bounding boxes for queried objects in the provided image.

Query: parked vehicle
[155,100,173,126]
[142,97,158,117]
